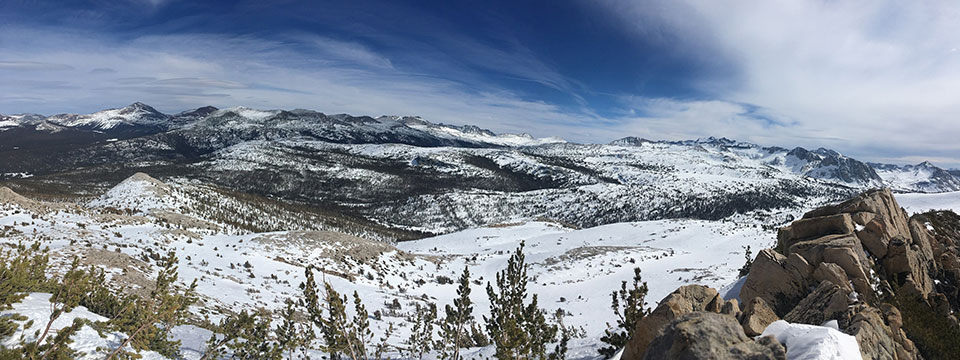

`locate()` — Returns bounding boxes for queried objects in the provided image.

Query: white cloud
[303,35,394,69]
[595,0,960,167]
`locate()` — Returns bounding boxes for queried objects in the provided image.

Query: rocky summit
[622,188,960,359]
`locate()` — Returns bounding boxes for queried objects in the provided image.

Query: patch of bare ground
[152,210,222,232]
[253,230,430,264]
[541,245,645,267]
[79,247,156,298]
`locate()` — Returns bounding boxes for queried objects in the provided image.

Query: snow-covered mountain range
[5,103,960,359]
[1,102,959,237]
[870,161,960,193]
[0,103,562,148]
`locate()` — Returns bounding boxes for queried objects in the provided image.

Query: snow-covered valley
[0,174,790,359]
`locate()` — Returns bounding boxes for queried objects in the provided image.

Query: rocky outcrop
[621,285,725,358]
[738,249,810,315]
[775,213,857,254]
[740,297,779,337]
[739,188,934,359]
[642,312,786,360]
[782,280,853,326]
[626,188,947,359]
[848,306,918,360]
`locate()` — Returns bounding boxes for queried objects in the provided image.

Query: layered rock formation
[624,188,960,359]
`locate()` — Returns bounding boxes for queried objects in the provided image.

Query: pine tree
[484,242,558,360]
[467,322,490,348]
[0,242,51,338]
[548,309,572,360]
[275,299,312,360]
[202,309,282,360]
[32,258,94,355]
[598,267,649,358]
[405,302,436,359]
[738,245,753,278]
[18,318,88,360]
[350,291,372,360]
[107,251,198,360]
[373,321,396,360]
[10,256,93,360]
[439,266,475,360]
[300,266,374,360]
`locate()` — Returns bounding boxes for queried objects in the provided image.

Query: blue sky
[2,0,960,166]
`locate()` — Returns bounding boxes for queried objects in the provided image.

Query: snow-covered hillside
[897,191,960,215]
[5,162,960,358]
[189,138,853,234]
[0,173,794,359]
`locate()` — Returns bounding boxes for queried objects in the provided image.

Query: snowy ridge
[87,172,186,214]
[617,136,884,188]
[3,102,960,194]
[388,115,565,147]
[190,139,842,234]
[45,102,169,130]
[870,161,960,193]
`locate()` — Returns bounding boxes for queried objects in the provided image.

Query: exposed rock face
[740,297,779,337]
[628,188,943,359]
[812,262,852,292]
[848,306,918,360]
[776,213,857,253]
[738,249,809,315]
[782,280,853,326]
[622,285,724,358]
[721,298,740,316]
[642,312,786,360]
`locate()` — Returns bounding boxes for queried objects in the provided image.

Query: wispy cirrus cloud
[0,61,74,71]
[0,26,596,140]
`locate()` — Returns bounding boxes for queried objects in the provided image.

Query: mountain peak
[610,136,653,146]
[117,102,164,117]
[127,101,153,109]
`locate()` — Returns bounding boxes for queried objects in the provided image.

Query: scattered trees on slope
[0,244,198,359]
[1,241,601,359]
